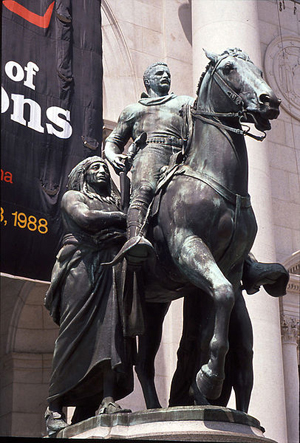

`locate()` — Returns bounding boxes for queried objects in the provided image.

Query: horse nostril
[259,93,281,110]
[259,93,270,104]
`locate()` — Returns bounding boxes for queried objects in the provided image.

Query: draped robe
[44,192,134,408]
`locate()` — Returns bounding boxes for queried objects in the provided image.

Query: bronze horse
[132,48,281,412]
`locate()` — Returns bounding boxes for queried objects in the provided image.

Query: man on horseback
[105,61,287,296]
[105,62,194,263]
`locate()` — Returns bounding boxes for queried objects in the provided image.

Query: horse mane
[196,64,210,98]
[195,48,252,98]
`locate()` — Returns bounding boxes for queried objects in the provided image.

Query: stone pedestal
[56,406,277,442]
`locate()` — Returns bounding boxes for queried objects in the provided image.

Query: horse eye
[223,63,234,74]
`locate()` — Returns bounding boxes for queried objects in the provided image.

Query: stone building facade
[0,1,299,442]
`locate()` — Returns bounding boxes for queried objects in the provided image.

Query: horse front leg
[135,301,170,409]
[175,234,235,400]
[208,289,253,412]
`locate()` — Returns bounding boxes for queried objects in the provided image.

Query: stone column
[281,316,300,443]
[191,1,288,442]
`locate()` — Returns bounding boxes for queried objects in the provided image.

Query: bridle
[191,54,267,142]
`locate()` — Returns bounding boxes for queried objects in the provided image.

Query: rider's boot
[106,193,155,266]
[124,216,154,266]
[242,253,289,297]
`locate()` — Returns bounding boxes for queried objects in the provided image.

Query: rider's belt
[147,136,183,147]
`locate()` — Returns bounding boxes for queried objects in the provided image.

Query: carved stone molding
[287,278,300,294]
[264,36,300,121]
[289,262,300,275]
[283,250,300,295]
[281,315,300,344]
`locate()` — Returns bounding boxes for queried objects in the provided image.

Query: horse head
[196,48,281,133]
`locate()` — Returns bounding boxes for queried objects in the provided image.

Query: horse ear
[203,49,218,65]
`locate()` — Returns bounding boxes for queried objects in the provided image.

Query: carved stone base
[56,406,277,442]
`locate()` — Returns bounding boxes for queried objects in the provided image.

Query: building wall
[258,0,300,263]
[257,4,300,443]
[0,0,299,440]
[0,277,54,437]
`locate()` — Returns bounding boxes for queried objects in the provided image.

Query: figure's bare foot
[96,398,131,415]
[45,407,68,436]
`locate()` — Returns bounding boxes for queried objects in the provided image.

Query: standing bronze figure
[44,157,132,436]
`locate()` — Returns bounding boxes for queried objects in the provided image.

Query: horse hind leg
[229,290,254,413]
[169,290,212,407]
[135,301,170,409]
[176,234,235,400]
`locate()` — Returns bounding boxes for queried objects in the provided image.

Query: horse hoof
[97,402,132,415]
[196,367,224,400]
[189,382,210,406]
[242,262,289,297]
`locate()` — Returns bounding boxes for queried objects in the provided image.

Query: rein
[191,110,266,142]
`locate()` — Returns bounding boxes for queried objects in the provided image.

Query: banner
[1,0,103,281]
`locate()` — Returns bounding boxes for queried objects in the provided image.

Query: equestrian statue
[104,48,288,413]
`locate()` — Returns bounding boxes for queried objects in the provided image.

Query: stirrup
[103,235,155,266]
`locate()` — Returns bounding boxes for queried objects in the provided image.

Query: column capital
[281,315,300,344]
